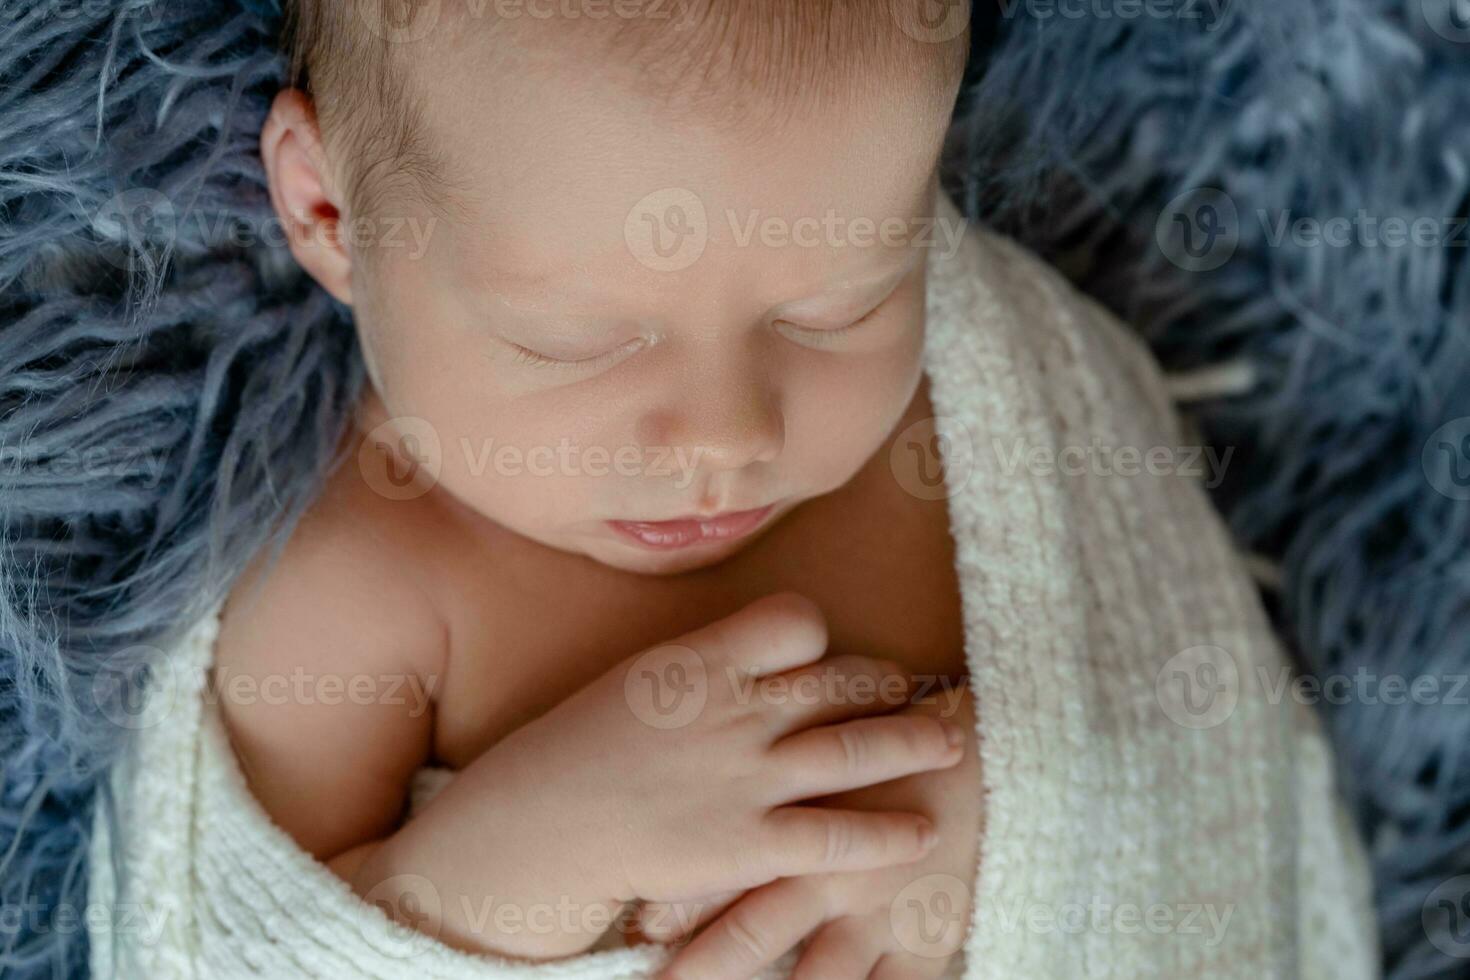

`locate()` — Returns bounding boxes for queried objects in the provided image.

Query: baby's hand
[645,683,981,980]
[497,592,965,908]
[384,592,967,959]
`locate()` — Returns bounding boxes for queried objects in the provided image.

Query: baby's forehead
[404,0,964,120]
[359,2,967,242]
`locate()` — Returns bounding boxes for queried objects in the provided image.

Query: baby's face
[345,32,959,575]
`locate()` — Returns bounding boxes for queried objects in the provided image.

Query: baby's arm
[217,514,963,962]
[214,497,445,877]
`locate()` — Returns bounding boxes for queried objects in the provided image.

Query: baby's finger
[658,877,825,980]
[769,713,963,800]
[682,592,828,678]
[870,951,955,980]
[756,806,936,878]
[636,890,741,944]
[789,918,882,980]
[759,655,913,738]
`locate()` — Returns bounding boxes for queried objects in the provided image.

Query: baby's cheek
[785,347,924,484]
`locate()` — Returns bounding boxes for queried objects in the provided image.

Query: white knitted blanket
[86,192,1380,979]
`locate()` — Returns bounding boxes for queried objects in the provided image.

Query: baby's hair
[281,0,970,229]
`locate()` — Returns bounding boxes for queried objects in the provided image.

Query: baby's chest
[429,488,968,770]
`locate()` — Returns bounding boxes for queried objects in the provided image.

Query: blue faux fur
[0,2,1465,978]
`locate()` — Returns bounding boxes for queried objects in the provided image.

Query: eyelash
[507,339,641,370]
[777,300,887,348]
[505,295,890,369]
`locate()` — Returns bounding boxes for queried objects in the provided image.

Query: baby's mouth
[606,504,776,551]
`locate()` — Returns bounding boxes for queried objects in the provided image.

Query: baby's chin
[577,536,757,576]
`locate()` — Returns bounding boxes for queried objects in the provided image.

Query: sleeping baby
[83,1,1380,978]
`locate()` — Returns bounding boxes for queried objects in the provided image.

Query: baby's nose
[639,378,784,474]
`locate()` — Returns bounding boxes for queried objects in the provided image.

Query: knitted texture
[945,6,1470,975]
[84,195,1378,979]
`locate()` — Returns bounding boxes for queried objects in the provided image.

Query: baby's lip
[606,504,776,550]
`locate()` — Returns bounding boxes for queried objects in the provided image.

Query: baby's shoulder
[215,456,449,697]
[211,459,451,859]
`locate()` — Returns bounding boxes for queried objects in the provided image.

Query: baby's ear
[260,88,353,306]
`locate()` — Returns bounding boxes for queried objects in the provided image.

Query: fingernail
[920,823,939,851]
[943,722,965,748]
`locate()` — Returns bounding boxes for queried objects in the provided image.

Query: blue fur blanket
[1,1,1466,977]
